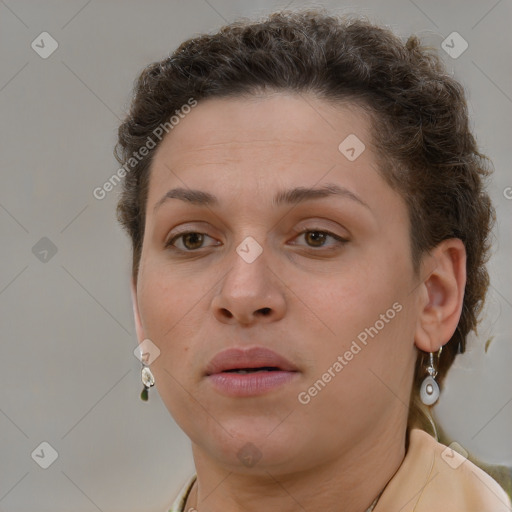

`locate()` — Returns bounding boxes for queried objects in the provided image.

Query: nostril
[259,307,271,316]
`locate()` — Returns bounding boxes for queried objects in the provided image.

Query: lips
[205,347,298,376]
[204,347,300,397]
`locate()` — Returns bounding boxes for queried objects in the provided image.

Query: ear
[415,238,466,353]
[131,277,146,344]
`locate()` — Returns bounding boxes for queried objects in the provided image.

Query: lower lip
[206,371,298,397]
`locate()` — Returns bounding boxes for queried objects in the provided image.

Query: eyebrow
[153,183,370,212]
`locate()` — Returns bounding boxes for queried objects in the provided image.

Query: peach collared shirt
[169,429,511,512]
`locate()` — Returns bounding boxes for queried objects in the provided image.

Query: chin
[192,417,311,472]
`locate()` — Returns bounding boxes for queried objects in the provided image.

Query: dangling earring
[420,348,442,406]
[140,364,155,402]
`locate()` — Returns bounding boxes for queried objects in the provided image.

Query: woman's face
[133,93,424,473]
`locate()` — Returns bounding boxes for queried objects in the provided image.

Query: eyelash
[166,229,348,252]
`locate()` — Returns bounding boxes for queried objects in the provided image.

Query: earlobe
[415,238,467,353]
[131,278,146,343]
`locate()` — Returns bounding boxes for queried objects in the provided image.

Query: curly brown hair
[115,10,495,430]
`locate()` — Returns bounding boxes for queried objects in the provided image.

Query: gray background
[0,1,511,511]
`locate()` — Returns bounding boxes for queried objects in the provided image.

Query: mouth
[205,346,298,376]
[221,366,281,374]
[205,347,299,397]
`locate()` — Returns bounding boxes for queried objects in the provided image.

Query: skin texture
[131,93,466,512]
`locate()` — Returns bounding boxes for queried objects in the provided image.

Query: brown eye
[167,232,218,251]
[182,233,204,250]
[294,230,347,248]
[304,231,328,247]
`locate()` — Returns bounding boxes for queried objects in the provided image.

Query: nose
[211,243,287,326]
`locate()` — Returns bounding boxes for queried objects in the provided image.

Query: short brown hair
[115,9,495,428]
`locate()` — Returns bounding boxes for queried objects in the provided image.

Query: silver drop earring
[420,349,441,406]
[140,365,155,402]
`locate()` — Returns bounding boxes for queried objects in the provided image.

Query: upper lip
[205,347,298,375]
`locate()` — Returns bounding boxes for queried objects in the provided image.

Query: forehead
[147,93,385,201]
[159,94,368,150]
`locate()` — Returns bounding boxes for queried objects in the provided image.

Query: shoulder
[376,429,511,512]
[412,429,511,511]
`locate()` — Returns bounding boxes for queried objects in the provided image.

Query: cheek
[138,274,174,333]
[300,265,396,331]
[300,251,415,367]
[137,265,199,361]
[136,267,204,422]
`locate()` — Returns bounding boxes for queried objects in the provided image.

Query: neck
[186,420,407,512]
